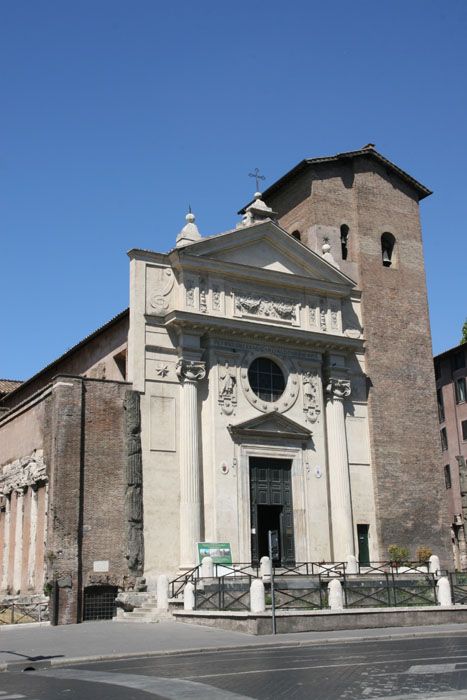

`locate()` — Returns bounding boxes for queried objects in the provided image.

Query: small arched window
[381,232,396,267]
[291,230,301,241]
[340,225,349,260]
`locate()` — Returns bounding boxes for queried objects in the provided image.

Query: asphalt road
[5,634,467,699]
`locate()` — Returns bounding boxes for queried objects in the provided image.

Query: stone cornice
[163,311,365,353]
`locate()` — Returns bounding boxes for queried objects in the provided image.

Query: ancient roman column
[27,485,39,590]
[13,488,25,594]
[325,377,355,560]
[1,495,11,592]
[176,358,206,569]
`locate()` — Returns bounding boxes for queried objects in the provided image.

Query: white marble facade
[127,207,376,587]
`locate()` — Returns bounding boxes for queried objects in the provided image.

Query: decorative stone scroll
[147,267,175,316]
[176,359,206,383]
[302,371,321,423]
[0,451,47,495]
[218,362,237,415]
[326,378,351,400]
[234,292,297,324]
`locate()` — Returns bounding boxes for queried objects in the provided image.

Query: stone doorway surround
[228,413,312,564]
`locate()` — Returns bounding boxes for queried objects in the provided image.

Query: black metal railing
[273,575,325,609]
[169,565,200,599]
[0,601,48,625]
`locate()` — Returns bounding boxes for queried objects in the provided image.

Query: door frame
[236,443,307,563]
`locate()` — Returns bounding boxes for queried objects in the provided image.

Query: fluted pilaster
[325,378,355,560]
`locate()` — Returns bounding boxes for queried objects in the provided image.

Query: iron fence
[449,572,467,605]
[169,565,200,599]
[194,575,252,611]
[0,601,48,625]
[343,573,438,608]
[273,576,325,609]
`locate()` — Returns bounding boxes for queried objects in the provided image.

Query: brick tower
[249,145,451,565]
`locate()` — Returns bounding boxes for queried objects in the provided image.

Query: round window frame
[240,352,299,413]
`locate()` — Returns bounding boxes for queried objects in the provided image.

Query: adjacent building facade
[0,145,451,623]
[435,343,467,569]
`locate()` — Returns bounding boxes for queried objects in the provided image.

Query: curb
[2,626,467,673]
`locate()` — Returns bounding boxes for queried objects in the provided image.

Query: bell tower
[253,145,451,565]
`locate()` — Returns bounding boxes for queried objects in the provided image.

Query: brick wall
[46,376,138,624]
[266,156,452,566]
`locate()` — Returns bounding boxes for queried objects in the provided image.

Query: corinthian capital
[176,358,206,383]
[326,377,351,400]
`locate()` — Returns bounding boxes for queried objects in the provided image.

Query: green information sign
[197,542,232,565]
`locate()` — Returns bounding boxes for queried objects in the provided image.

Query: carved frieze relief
[0,451,47,496]
[234,291,299,325]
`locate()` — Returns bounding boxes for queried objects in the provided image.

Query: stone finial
[176,210,201,248]
[238,191,278,229]
[436,576,452,607]
[328,579,344,610]
[184,581,195,611]
[346,554,359,574]
[250,578,266,613]
[260,555,272,581]
[321,236,340,269]
[200,556,214,578]
[156,574,169,610]
[429,554,441,576]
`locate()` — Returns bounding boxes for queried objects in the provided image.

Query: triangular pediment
[180,220,355,287]
[228,411,311,441]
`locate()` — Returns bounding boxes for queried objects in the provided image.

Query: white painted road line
[39,668,254,700]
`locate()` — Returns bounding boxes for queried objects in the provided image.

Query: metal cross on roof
[249,168,265,192]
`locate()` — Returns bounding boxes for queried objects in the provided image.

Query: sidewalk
[2,619,467,671]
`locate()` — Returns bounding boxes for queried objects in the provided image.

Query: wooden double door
[250,457,295,565]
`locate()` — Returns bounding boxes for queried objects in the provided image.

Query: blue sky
[1,0,466,380]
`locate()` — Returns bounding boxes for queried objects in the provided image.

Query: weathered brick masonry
[44,377,143,624]
[263,151,451,564]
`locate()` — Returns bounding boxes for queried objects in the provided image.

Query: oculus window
[248,357,286,403]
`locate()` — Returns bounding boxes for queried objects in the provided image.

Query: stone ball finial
[254,192,262,200]
[186,212,195,223]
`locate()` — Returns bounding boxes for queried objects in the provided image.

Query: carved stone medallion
[148,267,175,316]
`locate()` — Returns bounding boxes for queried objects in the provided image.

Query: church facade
[0,146,451,623]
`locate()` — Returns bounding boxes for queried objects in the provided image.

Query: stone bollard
[156,574,169,610]
[429,554,441,576]
[184,582,195,611]
[260,556,272,582]
[250,578,266,613]
[437,576,453,607]
[328,579,344,610]
[200,556,214,578]
[346,554,359,574]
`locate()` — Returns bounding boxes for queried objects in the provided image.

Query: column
[176,358,206,568]
[27,485,39,590]
[325,377,355,560]
[1,495,11,592]
[13,488,25,594]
